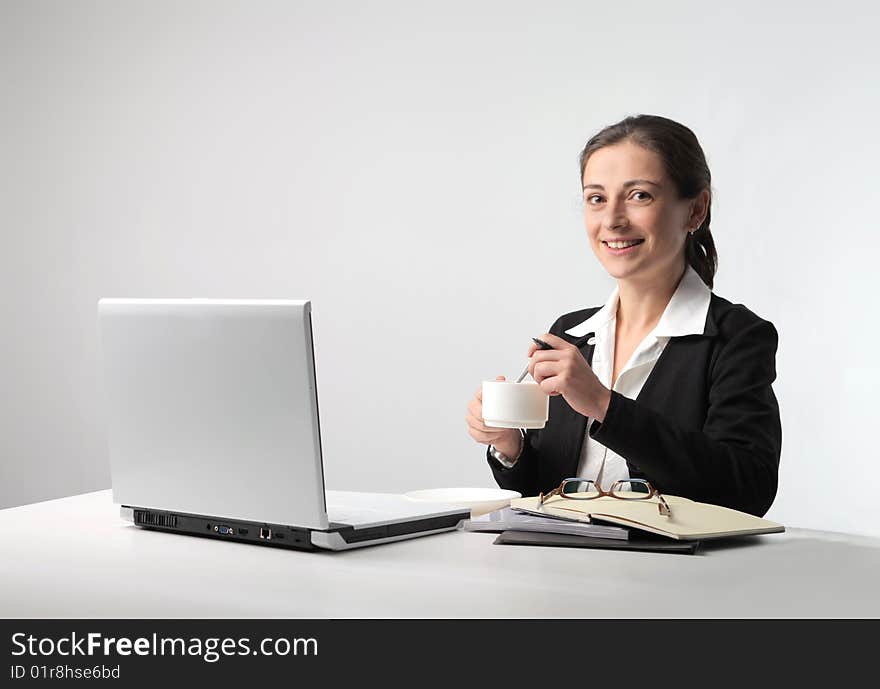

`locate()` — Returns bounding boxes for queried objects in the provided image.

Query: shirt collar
[564,264,712,339]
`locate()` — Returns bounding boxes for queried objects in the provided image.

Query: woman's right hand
[465,375,522,458]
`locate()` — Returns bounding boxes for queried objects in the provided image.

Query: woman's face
[582,139,704,285]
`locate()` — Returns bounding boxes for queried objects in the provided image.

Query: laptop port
[259,527,272,540]
[214,525,234,535]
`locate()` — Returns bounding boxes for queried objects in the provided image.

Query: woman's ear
[687,188,710,229]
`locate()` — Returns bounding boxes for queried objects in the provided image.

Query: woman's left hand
[528,333,612,422]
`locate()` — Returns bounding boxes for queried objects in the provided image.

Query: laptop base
[121,505,468,551]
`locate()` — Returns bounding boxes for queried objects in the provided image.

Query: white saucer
[403,488,521,517]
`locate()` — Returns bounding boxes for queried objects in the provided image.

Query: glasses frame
[536,477,672,517]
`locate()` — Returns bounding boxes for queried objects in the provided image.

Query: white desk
[2,490,878,618]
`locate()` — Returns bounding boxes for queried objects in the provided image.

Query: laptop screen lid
[98,298,330,530]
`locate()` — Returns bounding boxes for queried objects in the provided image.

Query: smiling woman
[580,122,717,294]
[465,114,782,517]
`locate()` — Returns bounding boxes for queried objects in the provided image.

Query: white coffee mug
[481,380,549,429]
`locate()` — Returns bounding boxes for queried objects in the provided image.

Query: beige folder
[510,493,785,541]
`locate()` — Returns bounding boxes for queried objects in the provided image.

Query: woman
[465,114,781,517]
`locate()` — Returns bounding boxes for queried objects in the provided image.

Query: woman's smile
[602,238,645,255]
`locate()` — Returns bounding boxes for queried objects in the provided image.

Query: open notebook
[510,493,784,541]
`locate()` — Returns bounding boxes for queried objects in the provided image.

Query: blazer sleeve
[588,315,782,517]
[486,427,540,496]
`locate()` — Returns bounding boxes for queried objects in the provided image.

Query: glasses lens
[561,479,598,498]
[610,480,652,499]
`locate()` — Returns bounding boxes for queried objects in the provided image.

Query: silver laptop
[97,298,469,550]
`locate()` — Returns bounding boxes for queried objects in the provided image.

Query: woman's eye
[585,192,651,204]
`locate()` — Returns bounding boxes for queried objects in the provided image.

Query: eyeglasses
[536,478,672,517]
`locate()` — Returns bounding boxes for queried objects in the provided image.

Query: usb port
[259,527,272,540]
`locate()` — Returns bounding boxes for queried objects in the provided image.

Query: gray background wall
[2,0,878,536]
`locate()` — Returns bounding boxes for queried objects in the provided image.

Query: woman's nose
[604,196,630,229]
[604,214,629,231]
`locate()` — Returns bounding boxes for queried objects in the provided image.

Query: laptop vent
[135,510,178,528]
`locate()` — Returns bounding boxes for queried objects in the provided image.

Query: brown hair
[578,114,717,289]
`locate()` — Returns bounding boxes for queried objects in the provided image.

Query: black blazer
[488,293,782,517]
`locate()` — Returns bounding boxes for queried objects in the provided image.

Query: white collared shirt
[563,264,712,490]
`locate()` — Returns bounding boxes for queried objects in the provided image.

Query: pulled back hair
[578,114,718,289]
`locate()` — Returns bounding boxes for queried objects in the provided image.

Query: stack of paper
[459,507,629,540]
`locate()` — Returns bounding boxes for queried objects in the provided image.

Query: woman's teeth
[605,240,643,249]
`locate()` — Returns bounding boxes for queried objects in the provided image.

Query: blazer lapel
[636,296,719,405]
[550,333,596,477]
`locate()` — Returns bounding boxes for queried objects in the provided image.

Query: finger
[496,375,506,381]
[537,375,560,397]
[532,360,562,386]
[531,360,543,382]
[467,398,483,418]
[468,427,505,445]
[529,349,564,363]
[537,370,570,397]
[530,358,556,379]
[536,333,573,349]
[465,410,496,434]
[466,421,508,444]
